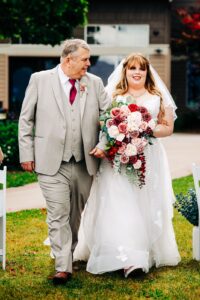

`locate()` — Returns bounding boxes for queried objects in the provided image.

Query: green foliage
[172,175,194,195]
[0,120,20,169]
[0,0,88,45]
[175,188,199,226]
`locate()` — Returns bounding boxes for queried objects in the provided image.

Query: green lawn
[0,175,199,299]
[7,171,37,188]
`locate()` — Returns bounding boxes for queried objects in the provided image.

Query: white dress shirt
[58,64,79,98]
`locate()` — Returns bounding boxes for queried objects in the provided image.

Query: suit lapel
[79,76,88,121]
[50,67,65,119]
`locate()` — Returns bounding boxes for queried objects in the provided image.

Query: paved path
[6,133,200,213]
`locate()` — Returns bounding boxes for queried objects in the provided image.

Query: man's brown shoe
[52,272,71,285]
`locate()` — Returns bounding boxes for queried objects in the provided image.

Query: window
[85,25,149,47]
[89,56,123,85]
[187,61,200,110]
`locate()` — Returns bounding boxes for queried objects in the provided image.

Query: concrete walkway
[6,133,200,213]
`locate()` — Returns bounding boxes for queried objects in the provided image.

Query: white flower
[116,133,125,142]
[127,111,142,132]
[108,125,119,138]
[148,119,156,130]
[125,143,137,157]
[133,159,142,169]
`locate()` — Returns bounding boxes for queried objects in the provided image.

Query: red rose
[107,146,118,158]
[129,155,138,164]
[138,106,148,114]
[143,112,151,122]
[128,104,139,112]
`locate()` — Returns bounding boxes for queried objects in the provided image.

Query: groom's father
[18,39,110,284]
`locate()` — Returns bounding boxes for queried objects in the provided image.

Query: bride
[74,53,181,277]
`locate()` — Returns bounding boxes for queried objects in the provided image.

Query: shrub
[0,120,20,169]
[174,188,199,226]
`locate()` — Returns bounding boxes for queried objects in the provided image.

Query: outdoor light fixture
[155,48,162,54]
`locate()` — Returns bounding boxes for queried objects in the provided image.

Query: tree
[171,2,200,57]
[0,0,88,46]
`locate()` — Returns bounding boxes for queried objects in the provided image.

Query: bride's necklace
[128,89,147,99]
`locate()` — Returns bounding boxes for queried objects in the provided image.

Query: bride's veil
[105,59,177,120]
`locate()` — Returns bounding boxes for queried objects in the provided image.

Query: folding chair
[192,163,200,260]
[0,166,7,270]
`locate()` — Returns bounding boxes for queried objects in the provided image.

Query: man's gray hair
[61,39,90,61]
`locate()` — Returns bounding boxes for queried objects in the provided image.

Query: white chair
[192,163,200,260]
[0,166,7,270]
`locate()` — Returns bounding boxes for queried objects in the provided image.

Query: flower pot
[193,226,200,260]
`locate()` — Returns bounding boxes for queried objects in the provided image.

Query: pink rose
[118,142,126,154]
[120,154,129,164]
[139,121,148,131]
[133,159,142,169]
[118,122,127,134]
[106,119,115,128]
[129,130,139,139]
[110,108,121,118]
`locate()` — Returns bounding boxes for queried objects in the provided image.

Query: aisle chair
[0,166,7,270]
[192,163,200,260]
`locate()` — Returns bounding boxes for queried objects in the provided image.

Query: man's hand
[89,148,105,158]
[21,161,35,172]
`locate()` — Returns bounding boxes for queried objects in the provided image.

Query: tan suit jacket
[18,66,110,176]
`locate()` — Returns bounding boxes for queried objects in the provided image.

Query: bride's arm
[153,107,174,138]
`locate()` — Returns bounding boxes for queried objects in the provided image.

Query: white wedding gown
[73,93,181,274]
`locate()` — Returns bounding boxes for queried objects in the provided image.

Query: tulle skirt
[74,139,181,274]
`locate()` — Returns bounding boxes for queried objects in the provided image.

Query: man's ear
[64,55,71,64]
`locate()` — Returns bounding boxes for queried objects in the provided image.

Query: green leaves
[174,188,199,226]
[0,0,88,45]
[0,120,20,169]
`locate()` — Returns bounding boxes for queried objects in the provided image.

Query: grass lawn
[0,175,199,299]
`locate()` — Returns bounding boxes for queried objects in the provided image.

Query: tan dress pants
[38,159,92,273]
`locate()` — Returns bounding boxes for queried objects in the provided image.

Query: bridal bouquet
[100,95,156,187]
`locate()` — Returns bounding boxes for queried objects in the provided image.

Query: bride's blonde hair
[113,53,166,123]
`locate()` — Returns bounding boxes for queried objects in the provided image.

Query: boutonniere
[80,83,87,93]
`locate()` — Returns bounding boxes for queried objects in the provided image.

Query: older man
[18,39,110,284]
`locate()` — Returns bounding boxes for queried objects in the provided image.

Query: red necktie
[69,79,77,105]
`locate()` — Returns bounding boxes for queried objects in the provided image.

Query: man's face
[66,47,91,79]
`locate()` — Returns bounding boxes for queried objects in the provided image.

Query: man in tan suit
[18,39,110,284]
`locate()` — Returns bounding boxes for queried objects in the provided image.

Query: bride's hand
[89,148,106,158]
[153,107,174,138]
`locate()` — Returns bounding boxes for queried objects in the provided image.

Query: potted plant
[175,188,199,260]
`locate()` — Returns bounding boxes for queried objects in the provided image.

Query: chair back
[0,166,7,270]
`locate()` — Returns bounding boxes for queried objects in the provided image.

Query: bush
[0,120,20,169]
[174,188,199,226]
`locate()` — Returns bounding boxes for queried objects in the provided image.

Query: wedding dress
[73,92,181,275]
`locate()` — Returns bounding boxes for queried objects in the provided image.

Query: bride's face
[126,62,147,89]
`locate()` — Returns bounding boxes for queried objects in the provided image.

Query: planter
[193,226,200,260]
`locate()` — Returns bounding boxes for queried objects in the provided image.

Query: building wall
[87,0,171,44]
[0,55,8,110]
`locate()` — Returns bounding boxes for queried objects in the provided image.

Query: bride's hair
[113,53,166,123]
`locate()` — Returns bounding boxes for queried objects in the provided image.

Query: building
[0,0,173,117]
[171,0,200,129]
